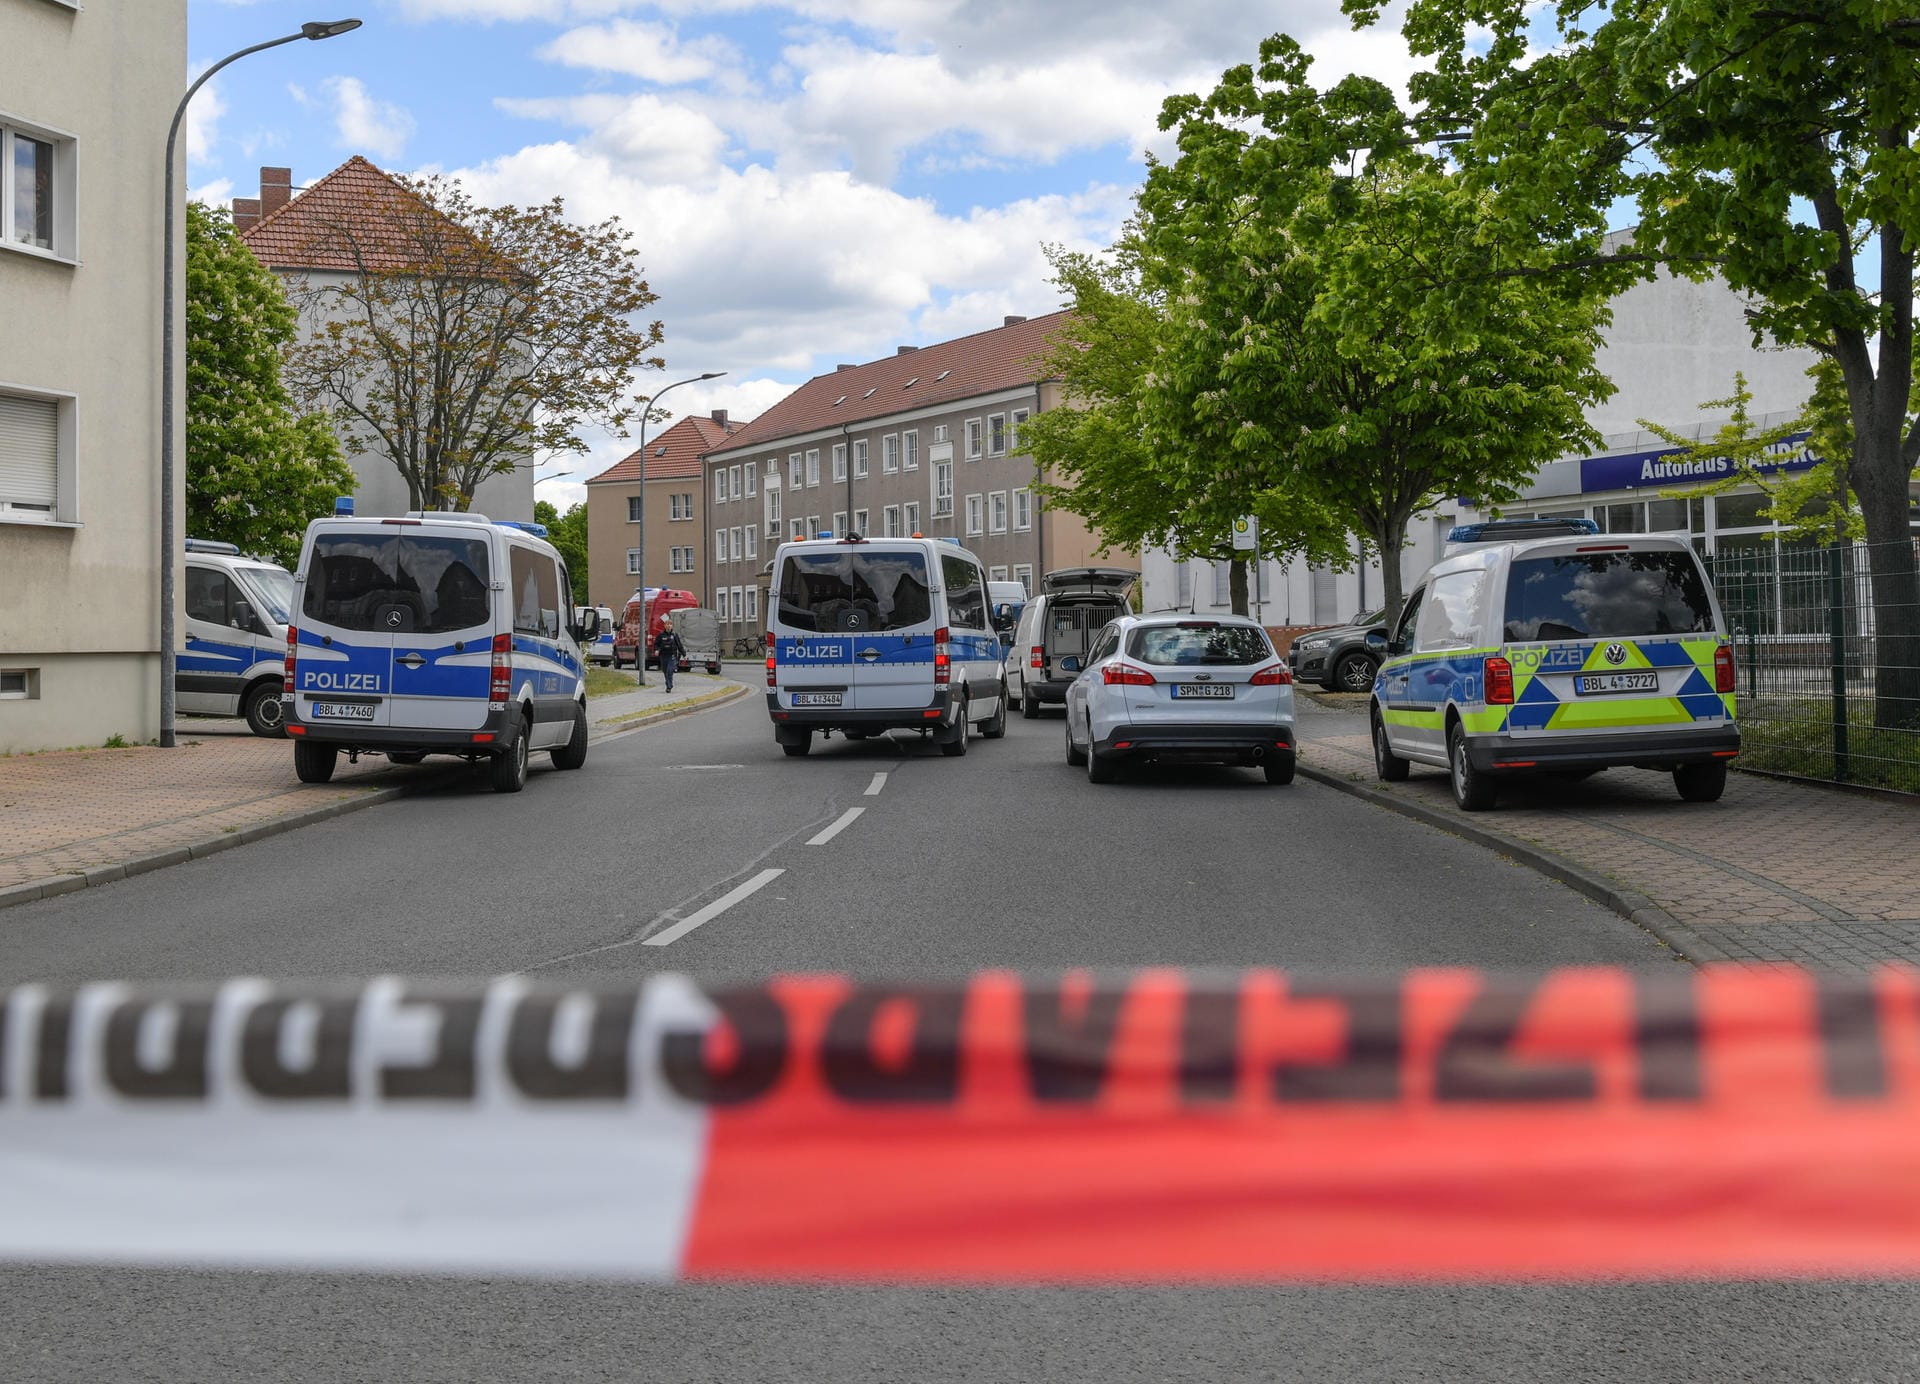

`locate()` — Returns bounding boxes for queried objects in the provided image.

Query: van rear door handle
[857,647,881,661]
[395,652,427,669]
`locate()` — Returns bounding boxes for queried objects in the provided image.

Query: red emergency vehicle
[612,587,697,669]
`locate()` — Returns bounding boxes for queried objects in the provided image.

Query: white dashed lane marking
[807,807,865,846]
[642,868,785,947]
[865,773,888,796]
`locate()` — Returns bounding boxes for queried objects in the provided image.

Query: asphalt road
[3,695,1914,1381]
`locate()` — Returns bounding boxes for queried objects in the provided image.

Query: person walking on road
[653,623,687,693]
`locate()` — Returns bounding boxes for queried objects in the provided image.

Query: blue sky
[181,1,1439,505]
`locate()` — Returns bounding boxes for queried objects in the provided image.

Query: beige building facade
[1,0,187,752]
[584,411,738,613]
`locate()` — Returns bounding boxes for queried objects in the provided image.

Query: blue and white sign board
[1578,431,1820,494]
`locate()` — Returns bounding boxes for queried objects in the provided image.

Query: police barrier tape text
[3,967,1919,1281]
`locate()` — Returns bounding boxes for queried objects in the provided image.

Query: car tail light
[934,626,951,685]
[1250,663,1292,686]
[766,655,777,689]
[283,625,297,694]
[1102,662,1155,686]
[489,633,512,705]
[1714,644,1736,694]
[1484,655,1515,705]
[1029,645,1043,670]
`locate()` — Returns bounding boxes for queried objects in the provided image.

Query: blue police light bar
[333,496,356,516]
[498,520,550,538]
[184,537,241,555]
[817,530,834,539]
[1447,517,1598,544]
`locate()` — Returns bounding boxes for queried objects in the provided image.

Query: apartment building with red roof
[233,160,533,523]
[584,411,742,611]
[701,312,1114,639]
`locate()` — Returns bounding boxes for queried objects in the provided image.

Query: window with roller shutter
[0,392,60,520]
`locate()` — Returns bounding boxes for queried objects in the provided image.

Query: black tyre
[243,681,287,738]
[707,663,721,675]
[781,731,812,758]
[1333,652,1378,694]
[1064,714,1085,766]
[293,740,337,784]
[1085,719,1117,784]
[1020,687,1039,719]
[1372,709,1409,783]
[489,715,530,794]
[1264,752,1296,786]
[1673,760,1728,803]
[981,691,1007,739]
[551,702,589,770]
[610,649,624,669]
[940,698,969,756]
[387,752,426,765]
[1447,721,1496,812]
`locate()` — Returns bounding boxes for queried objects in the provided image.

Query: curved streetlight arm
[629,372,725,687]
[157,21,360,747]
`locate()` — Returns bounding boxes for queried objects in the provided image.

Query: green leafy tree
[535,499,589,603]
[1138,41,1614,622]
[286,174,665,512]
[1023,239,1347,616]
[1374,0,1920,720]
[185,202,353,567]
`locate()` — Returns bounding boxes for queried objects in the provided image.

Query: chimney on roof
[710,408,729,428]
[1003,315,1027,327]
[836,363,855,371]
[897,345,918,355]
[259,167,293,219]
[232,197,262,235]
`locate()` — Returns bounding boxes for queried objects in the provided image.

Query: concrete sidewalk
[0,675,750,910]
[1299,714,1920,966]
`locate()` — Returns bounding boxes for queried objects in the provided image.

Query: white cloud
[495,98,730,183]
[185,74,225,162]
[540,18,740,84]
[324,76,417,161]
[191,177,236,207]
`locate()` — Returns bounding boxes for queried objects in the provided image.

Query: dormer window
[832,395,847,406]
[904,377,918,388]
[934,369,951,381]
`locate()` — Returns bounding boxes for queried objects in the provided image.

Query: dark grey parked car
[1287,609,1387,692]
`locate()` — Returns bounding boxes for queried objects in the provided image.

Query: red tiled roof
[238,155,473,273]
[709,311,1069,455]
[586,414,743,485]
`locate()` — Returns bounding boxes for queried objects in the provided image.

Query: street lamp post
[158,19,363,748]
[630,371,725,687]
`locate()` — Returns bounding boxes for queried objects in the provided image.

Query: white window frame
[1014,563,1033,596]
[1010,408,1030,452]
[990,564,1009,581]
[0,118,78,264]
[766,484,782,528]
[934,461,954,517]
[0,384,74,523]
[1013,487,1032,531]
[965,418,983,459]
[744,466,756,497]
[731,526,743,561]
[989,490,1008,533]
[884,504,901,538]
[832,443,847,482]
[713,469,727,502]
[904,501,920,534]
[808,514,821,538]
[805,449,820,487]
[732,586,745,623]
[965,493,984,536]
[883,434,900,474]
[903,429,919,471]
[744,526,756,559]
[853,438,869,478]
[833,510,847,536]
[789,452,804,489]
[988,414,1007,456]
[854,507,869,535]
[790,518,805,541]
[628,494,643,523]
[714,528,727,564]
[626,549,642,575]
[745,585,758,623]
[726,465,739,500]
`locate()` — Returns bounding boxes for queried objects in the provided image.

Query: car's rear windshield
[1127,623,1273,666]
[1503,550,1714,642]
[777,548,933,632]
[302,532,492,634]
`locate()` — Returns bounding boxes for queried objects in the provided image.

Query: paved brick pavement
[1304,724,1920,965]
[0,675,749,907]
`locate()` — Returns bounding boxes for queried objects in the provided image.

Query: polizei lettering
[302,670,383,692]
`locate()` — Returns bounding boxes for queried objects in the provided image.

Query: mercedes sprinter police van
[765,533,1006,756]
[178,538,298,737]
[285,508,598,793]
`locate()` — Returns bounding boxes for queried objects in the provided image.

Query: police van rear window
[777,549,932,633]
[303,533,492,634]
[1503,550,1714,642]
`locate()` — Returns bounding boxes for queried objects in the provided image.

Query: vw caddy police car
[1369,522,1740,811]
[178,538,298,737]
[765,532,1007,756]
[284,505,598,793]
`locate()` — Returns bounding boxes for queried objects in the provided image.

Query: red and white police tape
[3,966,1920,1282]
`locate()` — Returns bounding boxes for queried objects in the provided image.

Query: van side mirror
[231,600,257,633]
[1364,630,1388,655]
[1059,655,1082,674]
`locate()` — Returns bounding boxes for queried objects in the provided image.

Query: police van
[766,533,1006,756]
[1368,530,1739,810]
[178,539,298,737]
[284,507,599,793]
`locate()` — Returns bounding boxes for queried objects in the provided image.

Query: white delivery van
[285,509,599,793]
[177,539,299,737]
[1004,567,1138,718]
[765,534,1006,757]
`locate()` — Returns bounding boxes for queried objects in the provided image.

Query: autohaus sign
[1578,431,1821,493]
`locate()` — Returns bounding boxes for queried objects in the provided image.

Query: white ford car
[1061,613,1296,785]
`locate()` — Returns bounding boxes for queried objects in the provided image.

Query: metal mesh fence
[1707,538,1920,794]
